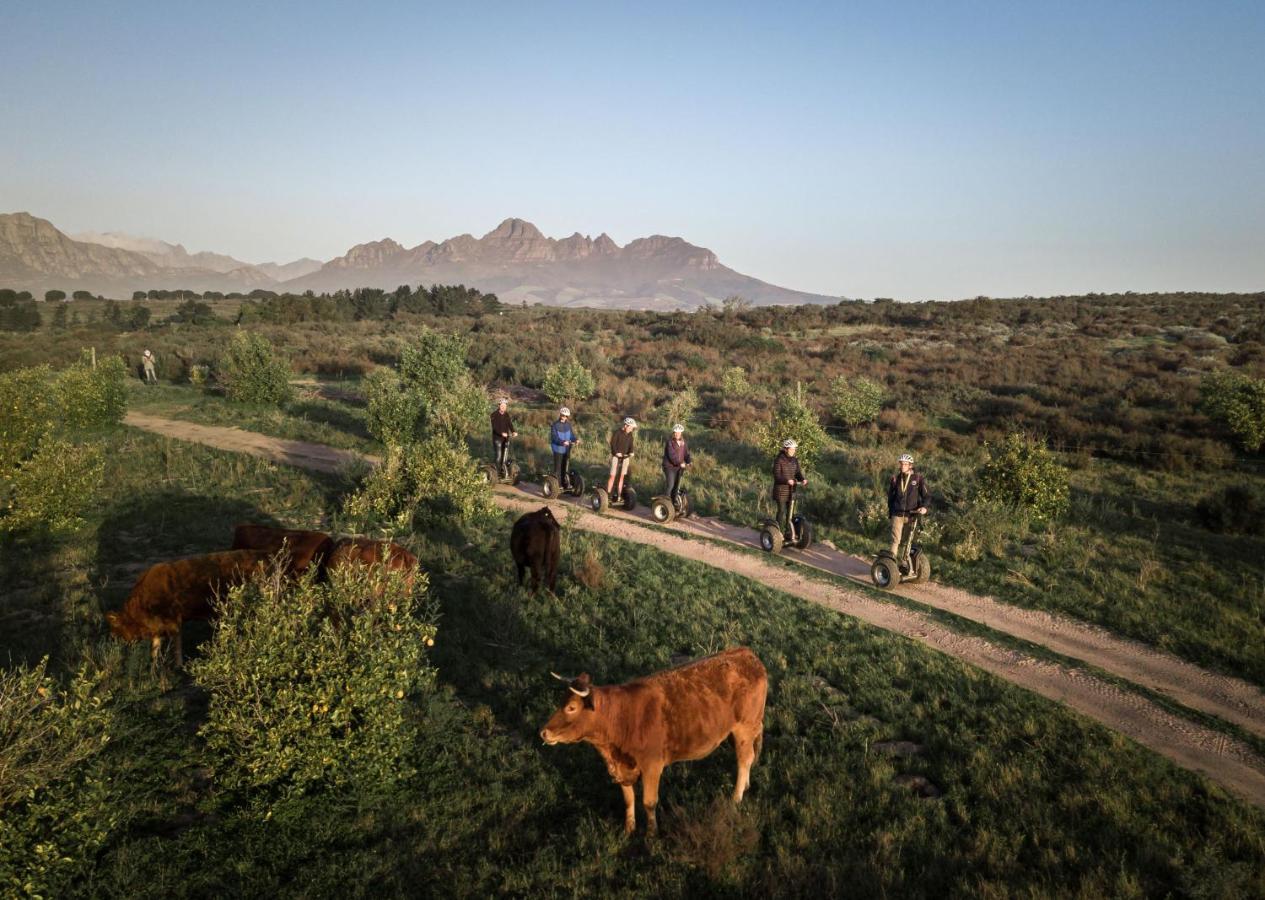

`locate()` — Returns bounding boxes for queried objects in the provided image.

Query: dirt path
[122,414,1265,809]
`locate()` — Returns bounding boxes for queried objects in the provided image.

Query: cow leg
[620,783,636,834]
[732,727,760,803]
[529,559,543,593]
[641,764,664,835]
[173,629,184,669]
[150,635,162,670]
[515,561,526,586]
[547,552,558,593]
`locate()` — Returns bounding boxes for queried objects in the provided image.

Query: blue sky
[2,0,1262,299]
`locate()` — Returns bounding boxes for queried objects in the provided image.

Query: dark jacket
[491,410,514,440]
[771,451,804,502]
[887,471,930,516]
[663,438,691,469]
[550,420,577,455]
[610,429,636,458]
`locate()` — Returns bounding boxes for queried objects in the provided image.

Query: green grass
[5,430,1265,897]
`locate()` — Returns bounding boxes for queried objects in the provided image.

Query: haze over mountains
[0,212,838,310]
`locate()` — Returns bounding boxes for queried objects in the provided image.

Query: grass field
[4,425,1265,897]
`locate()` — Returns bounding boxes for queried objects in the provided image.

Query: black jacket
[491,410,514,439]
[887,471,930,516]
[771,451,804,502]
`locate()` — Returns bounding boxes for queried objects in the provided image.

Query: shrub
[188,364,210,387]
[1194,485,1265,535]
[721,366,752,398]
[365,369,425,448]
[542,357,596,406]
[976,432,1069,522]
[756,390,829,464]
[190,565,438,803]
[0,366,56,471]
[2,437,104,535]
[660,384,699,429]
[343,438,495,532]
[56,355,128,429]
[394,330,487,442]
[829,375,885,428]
[1201,370,1265,452]
[0,658,117,898]
[398,329,470,398]
[218,331,293,405]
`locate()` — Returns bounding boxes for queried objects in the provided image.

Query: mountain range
[0,212,838,309]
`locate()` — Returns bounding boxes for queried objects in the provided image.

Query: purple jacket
[663,438,692,469]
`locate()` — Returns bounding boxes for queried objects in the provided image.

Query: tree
[756,386,829,463]
[217,331,293,405]
[829,375,885,429]
[1201,370,1265,453]
[542,357,596,406]
[722,294,752,313]
[51,303,68,330]
[660,384,698,429]
[71,290,94,301]
[45,290,66,303]
[721,366,752,398]
[977,432,1069,522]
[132,291,147,302]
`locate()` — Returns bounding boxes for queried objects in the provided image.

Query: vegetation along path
[123,413,1265,810]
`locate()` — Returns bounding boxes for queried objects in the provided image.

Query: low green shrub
[829,375,884,428]
[1,437,104,534]
[659,384,699,428]
[365,369,425,448]
[190,565,438,804]
[976,432,1069,523]
[56,355,127,430]
[756,390,828,463]
[1201,370,1265,452]
[721,366,752,398]
[0,366,55,471]
[542,357,596,406]
[218,331,293,405]
[343,438,495,532]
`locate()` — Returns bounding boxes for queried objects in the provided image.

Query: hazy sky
[2,1,1262,300]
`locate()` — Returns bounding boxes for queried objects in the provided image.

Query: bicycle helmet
[898,453,914,464]
[782,439,798,449]
[672,424,685,434]
[559,407,571,417]
[623,417,637,429]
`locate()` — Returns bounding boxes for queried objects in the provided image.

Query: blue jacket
[550,420,577,455]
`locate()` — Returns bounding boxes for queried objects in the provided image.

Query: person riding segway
[592,418,638,513]
[542,407,585,498]
[871,452,931,588]
[652,424,693,522]
[483,397,521,485]
[761,439,812,554]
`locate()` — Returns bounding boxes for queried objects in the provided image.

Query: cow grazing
[511,506,561,592]
[325,537,418,588]
[106,549,269,667]
[539,647,768,834]
[230,523,334,577]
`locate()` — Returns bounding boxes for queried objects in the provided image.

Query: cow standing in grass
[231,523,334,577]
[106,549,270,668]
[511,506,561,592]
[540,647,768,834]
[325,537,418,588]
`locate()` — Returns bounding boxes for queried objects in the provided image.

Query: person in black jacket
[772,439,807,536]
[490,398,517,477]
[606,417,637,498]
[887,453,929,559]
[662,424,692,503]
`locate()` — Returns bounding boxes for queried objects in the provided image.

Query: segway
[591,482,637,514]
[651,472,692,523]
[760,485,812,554]
[541,465,585,500]
[481,449,521,486]
[871,512,931,589]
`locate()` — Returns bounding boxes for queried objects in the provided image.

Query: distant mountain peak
[482,218,544,242]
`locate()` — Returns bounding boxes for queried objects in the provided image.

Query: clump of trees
[0,290,40,332]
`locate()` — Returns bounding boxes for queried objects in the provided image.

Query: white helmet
[497,397,509,406]
[898,453,914,464]
[623,417,637,429]
[672,424,685,434]
[782,439,798,449]
[559,407,571,417]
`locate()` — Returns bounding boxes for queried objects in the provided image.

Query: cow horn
[569,683,591,698]
[550,671,591,697]
[549,671,571,683]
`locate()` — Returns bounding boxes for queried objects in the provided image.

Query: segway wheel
[509,462,521,486]
[870,555,900,590]
[760,526,783,555]
[568,472,585,497]
[679,493,692,518]
[482,463,500,485]
[651,497,674,523]
[793,516,814,551]
[622,487,637,512]
[591,487,610,513]
[911,551,931,584]
[542,475,559,499]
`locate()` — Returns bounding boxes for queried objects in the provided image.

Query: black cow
[511,506,561,592]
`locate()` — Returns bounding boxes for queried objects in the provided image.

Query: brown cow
[539,647,767,834]
[511,507,561,592]
[325,537,418,588]
[230,523,334,577]
[106,549,269,667]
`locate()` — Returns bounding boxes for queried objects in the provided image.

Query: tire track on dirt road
[121,413,1265,809]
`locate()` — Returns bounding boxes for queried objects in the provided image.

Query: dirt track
[122,412,1265,810]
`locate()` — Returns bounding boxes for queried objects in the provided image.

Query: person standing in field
[772,439,807,537]
[606,417,637,499]
[142,349,157,384]
[662,424,691,504]
[550,407,580,488]
[887,453,929,559]
[491,397,517,478]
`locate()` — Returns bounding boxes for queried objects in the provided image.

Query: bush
[830,375,885,428]
[343,438,496,532]
[398,329,470,398]
[542,357,596,406]
[394,330,487,442]
[721,366,752,398]
[1,437,104,534]
[365,369,425,448]
[0,658,118,898]
[218,331,293,405]
[756,390,829,464]
[1194,485,1265,535]
[1201,370,1265,452]
[976,432,1070,522]
[56,355,128,430]
[190,565,438,803]
[0,366,56,471]
[660,384,699,429]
